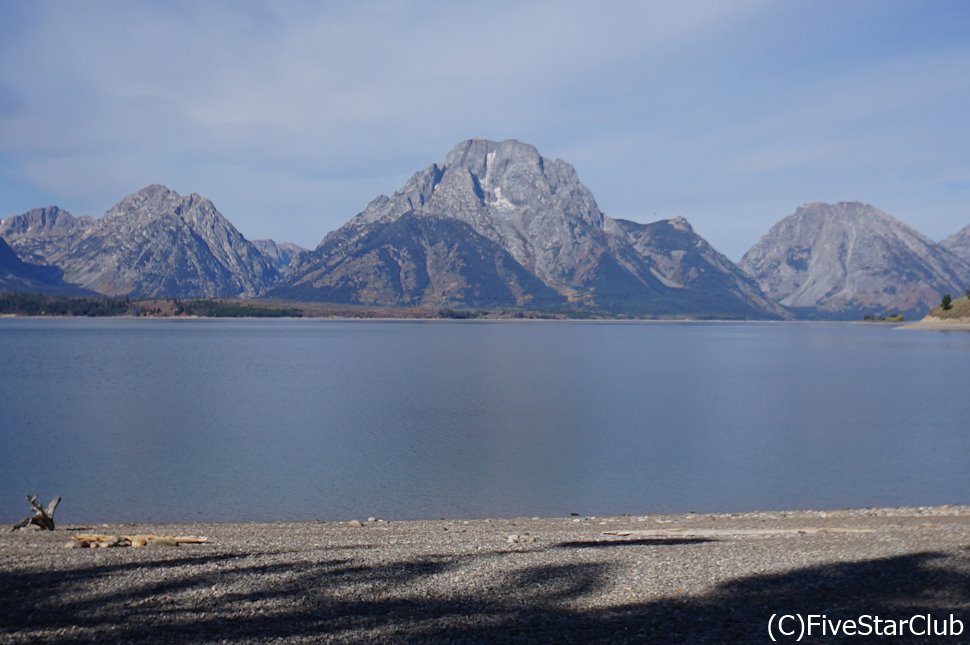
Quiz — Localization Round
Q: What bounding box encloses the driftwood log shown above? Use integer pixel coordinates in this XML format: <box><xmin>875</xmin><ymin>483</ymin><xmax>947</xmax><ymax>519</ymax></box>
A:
<box><xmin>11</xmin><ymin>495</ymin><xmax>61</xmax><ymax>531</ymax></box>
<box><xmin>70</xmin><ymin>534</ymin><xmax>209</xmax><ymax>549</ymax></box>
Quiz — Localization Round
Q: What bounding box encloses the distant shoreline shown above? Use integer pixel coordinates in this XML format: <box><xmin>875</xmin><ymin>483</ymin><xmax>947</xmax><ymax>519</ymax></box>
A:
<box><xmin>1</xmin><ymin>293</ymin><xmax>940</xmax><ymax>323</ymax></box>
<box><xmin>0</xmin><ymin>314</ymin><xmax>895</xmax><ymax>325</ymax></box>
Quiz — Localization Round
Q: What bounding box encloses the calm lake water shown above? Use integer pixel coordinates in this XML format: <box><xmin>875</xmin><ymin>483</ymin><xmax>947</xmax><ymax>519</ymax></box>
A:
<box><xmin>1</xmin><ymin>318</ymin><xmax>968</xmax><ymax>523</ymax></box>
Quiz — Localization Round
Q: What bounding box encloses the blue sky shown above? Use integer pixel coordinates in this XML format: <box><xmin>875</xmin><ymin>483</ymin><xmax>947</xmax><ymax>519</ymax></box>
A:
<box><xmin>1</xmin><ymin>0</ymin><xmax>968</xmax><ymax>259</ymax></box>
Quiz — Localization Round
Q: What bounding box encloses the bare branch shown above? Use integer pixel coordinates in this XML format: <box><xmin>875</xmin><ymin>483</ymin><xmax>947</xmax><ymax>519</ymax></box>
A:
<box><xmin>12</xmin><ymin>495</ymin><xmax>61</xmax><ymax>531</ymax></box>
<box><xmin>44</xmin><ymin>496</ymin><xmax>61</xmax><ymax>518</ymax></box>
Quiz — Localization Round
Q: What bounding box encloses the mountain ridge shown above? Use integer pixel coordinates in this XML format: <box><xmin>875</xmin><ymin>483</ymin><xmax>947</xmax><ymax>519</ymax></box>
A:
<box><xmin>0</xmin><ymin>206</ymin><xmax>95</xmax><ymax>265</ymax></box>
<box><xmin>278</xmin><ymin>139</ymin><xmax>784</xmax><ymax>318</ymax></box>
<box><xmin>740</xmin><ymin>201</ymin><xmax>970</xmax><ymax>319</ymax></box>
<box><xmin>2</xmin><ymin>185</ymin><xmax>283</xmax><ymax>298</ymax></box>
<box><xmin>4</xmin><ymin>141</ymin><xmax>968</xmax><ymax>319</ymax></box>
<box><xmin>0</xmin><ymin>236</ymin><xmax>97</xmax><ymax>296</ymax></box>
<box><xmin>941</xmin><ymin>223</ymin><xmax>970</xmax><ymax>265</ymax></box>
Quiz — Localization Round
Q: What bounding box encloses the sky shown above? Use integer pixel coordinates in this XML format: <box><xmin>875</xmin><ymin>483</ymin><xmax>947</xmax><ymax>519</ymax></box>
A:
<box><xmin>1</xmin><ymin>1</ymin><xmax>968</xmax><ymax>260</ymax></box>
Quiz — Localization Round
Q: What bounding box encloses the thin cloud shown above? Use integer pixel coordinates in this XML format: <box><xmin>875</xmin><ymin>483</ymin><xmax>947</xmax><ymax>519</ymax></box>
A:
<box><xmin>1</xmin><ymin>0</ymin><xmax>967</xmax><ymax>257</ymax></box>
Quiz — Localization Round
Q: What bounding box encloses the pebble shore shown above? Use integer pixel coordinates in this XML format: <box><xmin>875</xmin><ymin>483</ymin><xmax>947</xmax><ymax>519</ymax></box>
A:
<box><xmin>2</xmin><ymin>505</ymin><xmax>968</xmax><ymax>643</ymax></box>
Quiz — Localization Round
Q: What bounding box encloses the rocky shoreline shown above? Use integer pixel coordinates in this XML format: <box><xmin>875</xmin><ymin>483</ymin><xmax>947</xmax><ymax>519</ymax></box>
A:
<box><xmin>2</xmin><ymin>505</ymin><xmax>968</xmax><ymax>643</ymax></box>
<box><xmin>901</xmin><ymin>316</ymin><xmax>970</xmax><ymax>331</ymax></box>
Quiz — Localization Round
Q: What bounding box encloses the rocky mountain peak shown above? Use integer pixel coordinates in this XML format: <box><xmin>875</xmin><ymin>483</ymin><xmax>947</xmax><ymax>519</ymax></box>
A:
<box><xmin>99</xmin><ymin>186</ymin><xmax>241</xmax><ymax>246</ymax></box>
<box><xmin>1</xmin><ymin>205</ymin><xmax>78</xmax><ymax>235</ymax></box>
<box><xmin>794</xmin><ymin>201</ymin><xmax>894</xmax><ymax>227</ymax></box>
<box><xmin>435</xmin><ymin>138</ymin><xmax>601</xmax><ymax>226</ymax></box>
<box><xmin>740</xmin><ymin>202</ymin><xmax>970</xmax><ymax>318</ymax></box>
<box><xmin>139</xmin><ymin>183</ymin><xmax>179</xmax><ymax>199</ymax></box>
<box><xmin>442</xmin><ymin>138</ymin><xmax>536</xmax><ymax>170</ymax></box>
<box><xmin>9</xmin><ymin>185</ymin><xmax>279</xmax><ymax>298</ymax></box>
<box><xmin>319</xmin><ymin>138</ymin><xmax>608</xmax><ymax>292</ymax></box>
<box><xmin>0</xmin><ymin>206</ymin><xmax>94</xmax><ymax>265</ymax></box>
<box><xmin>2</xmin><ymin>205</ymin><xmax>89</xmax><ymax>233</ymax></box>
<box><xmin>347</xmin><ymin>139</ymin><xmax>602</xmax><ymax>231</ymax></box>
<box><xmin>104</xmin><ymin>184</ymin><xmax>181</xmax><ymax>220</ymax></box>
<box><xmin>941</xmin><ymin>223</ymin><xmax>970</xmax><ymax>264</ymax></box>
<box><xmin>803</xmin><ymin>200</ymin><xmax>872</xmax><ymax>213</ymax></box>
<box><xmin>668</xmin><ymin>216</ymin><xmax>693</xmax><ymax>232</ymax></box>
<box><xmin>280</xmin><ymin>139</ymin><xmax>784</xmax><ymax>318</ymax></box>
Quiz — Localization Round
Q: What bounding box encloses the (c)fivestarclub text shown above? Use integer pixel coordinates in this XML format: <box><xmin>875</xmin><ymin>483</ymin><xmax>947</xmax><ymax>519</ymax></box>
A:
<box><xmin>768</xmin><ymin>613</ymin><xmax>964</xmax><ymax>641</ymax></box>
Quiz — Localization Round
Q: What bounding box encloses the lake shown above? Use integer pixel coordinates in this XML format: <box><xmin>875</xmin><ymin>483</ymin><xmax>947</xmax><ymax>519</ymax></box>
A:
<box><xmin>1</xmin><ymin>318</ymin><xmax>968</xmax><ymax>523</ymax></box>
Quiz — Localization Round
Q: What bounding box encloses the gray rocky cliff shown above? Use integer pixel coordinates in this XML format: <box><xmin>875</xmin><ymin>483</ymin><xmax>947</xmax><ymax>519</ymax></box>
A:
<box><xmin>312</xmin><ymin>139</ymin><xmax>607</xmax><ymax>295</ymax></box>
<box><xmin>606</xmin><ymin>216</ymin><xmax>786</xmax><ymax>318</ymax></box>
<box><xmin>252</xmin><ymin>239</ymin><xmax>307</xmax><ymax>271</ymax></box>
<box><xmin>281</xmin><ymin>139</ymin><xmax>782</xmax><ymax>317</ymax></box>
<box><xmin>274</xmin><ymin>213</ymin><xmax>563</xmax><ymax>307</ymax></box>
<box><xmin>0</xmin><ymin>206</ymin><xmax>95</xmax><ymax>265</ymax></box>
<box><xmin>5</xmin><ymin>186</ymin><xmax>278</xmax><ymax>298</ymax></box>
<box><xmin>941</xmin><ymin>223</ymin><xmax>970</xmax><ymax>265</ymax></box>
<box><xmin>740</xmin><ymin>202</ymin><xmax>970</xmax><ymax>318</ymax></box>
<box><xmin>0</xmin><ymin>236</ymin><xmax>94</xmax><ymax>296</ymax></box>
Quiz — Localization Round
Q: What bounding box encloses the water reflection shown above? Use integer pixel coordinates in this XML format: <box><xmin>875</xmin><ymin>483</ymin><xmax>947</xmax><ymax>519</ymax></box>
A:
<box><xmin>1</xmin><ymin>319</ymin><xmax>967</xmax><ymax>522</ymax></box>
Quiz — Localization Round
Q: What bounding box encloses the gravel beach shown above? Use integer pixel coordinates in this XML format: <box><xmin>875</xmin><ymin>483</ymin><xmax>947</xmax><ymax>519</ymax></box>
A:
<box><xmin>2</xmin><ymin>506</ymin><xmax>968</xmax><ymax>643</ymax></box>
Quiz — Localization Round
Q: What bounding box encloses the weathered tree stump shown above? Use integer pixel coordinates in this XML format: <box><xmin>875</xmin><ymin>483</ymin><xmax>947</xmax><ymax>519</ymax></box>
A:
<box><xmin>11</xmin><ymin>495</ymin><xmax>61</xmax><ymax>531</ymax></box>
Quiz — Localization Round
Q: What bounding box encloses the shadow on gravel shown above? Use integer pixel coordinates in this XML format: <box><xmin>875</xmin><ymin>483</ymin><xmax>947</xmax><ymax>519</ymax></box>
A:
<box><xmin>1</xmin><ymin>548</ymin><xmax>968</xmax><ymax>643</ymax></box>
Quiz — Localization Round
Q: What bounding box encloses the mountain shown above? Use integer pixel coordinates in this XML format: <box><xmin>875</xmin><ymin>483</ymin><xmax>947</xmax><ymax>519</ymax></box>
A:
<box><xmin>739</xmin><ymin>202</ymin><xmax>970</xmax><ymax>319</ymax></box>
<box><xmin>3</xmin><ymin>186</ymin><xmax>278</xmax><ymax>298</ymax></box>
<box><xmin>277</xmin><ymin>139</ymin><xmax>782</xmax><ymax>318</ymax></box>
<box><xmin>941</xmin><ymin>224</ymin><xmax>970</xmax><ymax>265</ymax></box>
<box><xmin>0</xmin><ymin>236</ymin><xmax>94</xmax><ymax>296</ymax></box>
<box><xmin>252</xmin><ymin>239</ymin><xmax>307</xmax><ymax>271</ymax></box>
<box><xmin>605</xmin><ymin>216</ymin><xmax>784</xmax><ymax>318</ymax></box>
<box><xmin>0</xmin><ymin>206</ymin><xmax>95</xmax><ymax>265</ymax></box>
<box><xmin>274</xmin><ymin>212</ymin><xmax>563</xmax><ymax>307</ymax></box>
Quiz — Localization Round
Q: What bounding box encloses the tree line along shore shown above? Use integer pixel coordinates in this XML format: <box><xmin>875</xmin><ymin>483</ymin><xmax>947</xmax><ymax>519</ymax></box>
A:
<box><xmin>0</xmin><ymin>293</ymin><xmax>734</xmax><ymax>320</ymax></box>
<box><xmin>10</xmin><ymin>291</ymin><xmax>970</xmax><ymax>322</ymax></box>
